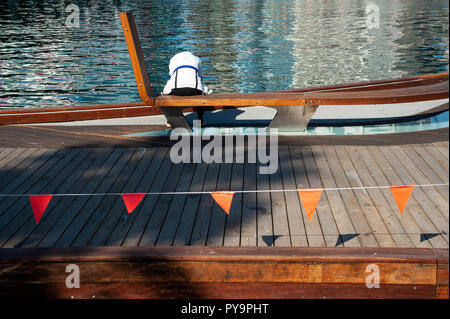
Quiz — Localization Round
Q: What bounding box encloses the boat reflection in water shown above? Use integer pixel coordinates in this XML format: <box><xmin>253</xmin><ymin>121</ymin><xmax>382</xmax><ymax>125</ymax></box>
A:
<box><xmin>124</xmin><ymin>111</ymin><xmax>449</xmax><ymax>137</ymax></box>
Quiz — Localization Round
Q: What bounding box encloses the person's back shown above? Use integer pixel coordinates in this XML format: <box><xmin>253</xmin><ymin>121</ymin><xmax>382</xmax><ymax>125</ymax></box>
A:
<box><xmin>163</xmin><ymin>51</ymin><xmax>212</xmax><ymax>96</ymax></box>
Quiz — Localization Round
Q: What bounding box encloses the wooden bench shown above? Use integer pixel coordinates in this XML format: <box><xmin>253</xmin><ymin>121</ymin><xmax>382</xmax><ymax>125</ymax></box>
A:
<box><xmin>0</xmin><ymin>246</ymin><xmax>447</xmax><ymax>298</ymax></box>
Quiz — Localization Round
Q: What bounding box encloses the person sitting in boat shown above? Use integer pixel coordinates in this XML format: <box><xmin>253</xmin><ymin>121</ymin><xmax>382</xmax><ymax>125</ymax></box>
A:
<box><xmin>163</xmin><ymin>51</ymin><xmax>212</xmax><ymax>96</ymax></box>
<box><xmin>163</xmin><ymin>52</ymin><xmax>212</xmax><ymax>124</ymax></box>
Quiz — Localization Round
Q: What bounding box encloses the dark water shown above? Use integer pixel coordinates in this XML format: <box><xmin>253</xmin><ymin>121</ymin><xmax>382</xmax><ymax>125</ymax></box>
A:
<box><xmin>0</xmin><ymin>0</ymin><xmax>448</xmax><ymax>108</ymax></box>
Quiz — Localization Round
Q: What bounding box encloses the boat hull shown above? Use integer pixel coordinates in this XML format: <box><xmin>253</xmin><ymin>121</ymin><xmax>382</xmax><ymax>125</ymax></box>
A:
<box><xmin>0</xmin><ymin>73</ymin><xmax>448</xmax><ymax>127</ymax></box>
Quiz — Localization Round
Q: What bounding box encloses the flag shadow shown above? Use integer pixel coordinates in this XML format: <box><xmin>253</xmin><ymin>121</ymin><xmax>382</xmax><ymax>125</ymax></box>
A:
<box><xmin>262</xmin><ymin>235</ymin><xmax>282</xmax><ymax>247</ymax></box>
<box><xmin>335</xmin><ymin>234</ymin><xmax>360</xmax><ymax>247</ymax></box>
<box><xmin>420</xmin><ymin>233</ymin><xmax>441</xmax><ymax>242</ymax></box>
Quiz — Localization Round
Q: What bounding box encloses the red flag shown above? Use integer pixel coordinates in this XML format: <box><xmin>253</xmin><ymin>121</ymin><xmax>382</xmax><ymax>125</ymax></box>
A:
<box><xmin>297</xmin><ymin>189</ymin><xmax>322</xmax><ymax>222</ymax></box>
<box><xmin>390</xmin><ymin>185</ymin><xmax>415</xmax><ymax>214</ymax></box>
<box><xmin>121</xmin><ymin>193</ymin><xmax>146</xmax><ymax>214</ymax></box>
<box><xmin>211</xmin><ymin>191</ymin><xmax>235</xmax><ymax>215</ymax></box>
<box><xmin>29</xmin><ymin>195</ymin><xmax>53</xmax><ymax>224</ymax></box>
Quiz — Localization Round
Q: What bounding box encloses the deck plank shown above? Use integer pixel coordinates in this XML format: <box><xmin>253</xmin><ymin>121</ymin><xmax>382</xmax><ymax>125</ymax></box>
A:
<box><xmin>289</xmin><ymin>146</ymin><xmax>325</xmax><ymax>247</ymax></box>
<box><xmin>55</xmin><ymin>148</ymin><xmax>132</xmax><ymax>247</ymax></box>
<box><xmin>329</xmin><ymin>146</ymin><xmax>396</xmax><ymax>247</ymax></box>
<box><xmin>319</xmin><ymin>145</ymin><xmax>381</xmax><ymax>247</ymax></box>
<box><xmin>105</xmin><ymin>147</ymin><xmax>162</xmax><ymax>246</ymax></box>
<box><xmin>172</xmin><ymin>163</ymin><xmax>208</xmax><ymax>246</ymax></box>
<box><xmin>189</xmin><ymin>163</ymin><xmax>220</xmax><ymax>246</ymax></box>
<box><xmin>3</xmin><ymin>149</ymin><xmax>89</xmax><ymax>248</ymax></box>
<box><xmin>256</xmin><ymin>162</ymin><xmax>273</xmax><ymax>247</ymax></box>
<box><xmin>206</xmin><ymin>163</ymin><xmax>233</xmax><ymax>246</ymax></box>
<box><xmin>48</xmin><ymin>148</ymin><xmax>125</xmax><ymax>247</ymax></box>
<box><xmin>412</xmin><ymin>145</ymin><xmax>449</xmax><ymax>183</ymax></box>
<box><xmin>269</xmin><ymin>155</ymin><xmax>291</xmax><ymax>247</ymax></box>
<box><xmin>367</xmin><ymin>146</ymin><xmax>448</xmax><ymax>248</ymax></box>
<box><xmin>400</xmin><ymin>145</ymin><xmax>449</xmax><ymax>202</ymax></box>
<box><xmin>344</xmin><ymin>146</ymin><xmax>415</xmax><ymax>248</ymax></box>
<box><xmin>279</xmin><ymin>147</ymin><xmax>308</xmax><ymax>247</ymax></box>
<box><xmin>0</xmin><ymin>148</ymin><xmax>77</xmax><ymax>247</ymax></box>
<box><xmin>432</xmin><ymin>142</ymin><xmax>449</xmax><ymax>161</ymax></box>
<box><xmin>380</xmin><ymin>146</ymin><xmax>449</xmax><ymax>243</ymax></box>
<box><xmin>122</xmin><ymin>148</ymin><xmax>173</xmax><ymax>247</ymax></box>
<box><xmin>36</xmin><ymin>149</ymin><xmax>117</xmax><ymax>247</ymax></box>
<box><xmin>19</xmin><ymin>149</ymin><xmax>96</xmax><ymax>248</ymax></box>
<box><xmin>155</xmin><ymin>163</ymin><xmax>197</xmax><ymax>246</ymax></box>
<box><xmin>0</xmin><ymin>148</ymin><xmax>44</xmax><ymax>199</ymax></box>
<box><xmin>353</xmin><ymin>146</ymin><xmax>432</xmax><ymax>248</ymax></box>
<box><xmin>223</xmin><ymin>163</ymin><xmax>244</xmax><ymax>247</ymax></box>
<box><xmin>86</xmin><ymin>148</ymin><xmax>149</xmax><ymax>247</ymax></box>
<box><xmin>0</xmin><ymin>148</ymin><xmax>55</xmax><ymax>202</ymax></box>
<box><xmin>0</xmin><ymin>148</ymin><xmax>10</xmax><ymax>162</ymax></box>
<box><xmin>139</xmin><ymin>162</ymin><xmax>185</xmax><ymax>246</ymax></box>
<box><xmin>310</xmin><ymin>145</ymin><xmax>363</xmax><ymax>247</ymax></box>
<box><xmin>423</xmin><ymin>144</ymin><xmax>449</xmax><ymax>172</ymax></box>
<box><xmin>302</xmin><ymin>145</ymin><xmax>343</xmax><ymax>247</ymax></box>
<box><xmin>0</xmin><ymin>148</ymin><xmax>47</xmax><ymax>192</ymax></box>
<box><xmin>65</xmin><ymin>148</ymin><xmax>136</xmax><ymax>247</ymax></box>
<box><xmin>0</xmin><ymin>148</ymin><xmax>34</xmax><ymax>180</ymax></box>
<box><xmin>0</xmin><ymin>149</ymin><xmax>54</xmax><ymax>228</ymax></box>
<box><xmin>240</xmin><ymin>162</ymin><xmax>257</xmax><ymax>247</ymax></box>
<box><xmin>393</xmin><ymin>146</ymin><xmax>449</xmax><ymax>222</ymax></box>
<box><xmin>0</xmin><ymin>149</ymin><xmax>66</xmax><ymax>236</ymax></box>
<box><xmin>0</xmin><ymin>148</ymin><xmax>39</xmax><ymax>167</ymax></box>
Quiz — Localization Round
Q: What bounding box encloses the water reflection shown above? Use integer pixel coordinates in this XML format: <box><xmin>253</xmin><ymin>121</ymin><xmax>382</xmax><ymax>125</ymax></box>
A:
<box><xmin>125</xmin><ymin>111</ymin><xmax>450</xmax><ymax>137</ymax></box>
<box><xmin>0</xmin><ymin>0</ymin><xmax>448</xmax><ymax>108</ymax></box>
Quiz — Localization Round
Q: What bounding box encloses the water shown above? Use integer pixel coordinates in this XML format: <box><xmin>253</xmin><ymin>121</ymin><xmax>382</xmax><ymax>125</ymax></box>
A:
<box><xmin>0</xmin><ymin>0</ymin><xmax>448</xmax><ymax>108</ymax></box>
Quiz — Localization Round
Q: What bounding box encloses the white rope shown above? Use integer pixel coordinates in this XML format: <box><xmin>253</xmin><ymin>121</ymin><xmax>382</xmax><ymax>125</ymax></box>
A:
<box><xmin>0</xmin><ymin>183</ymin><xmax>447</xmax><ymax>197</ymax></box>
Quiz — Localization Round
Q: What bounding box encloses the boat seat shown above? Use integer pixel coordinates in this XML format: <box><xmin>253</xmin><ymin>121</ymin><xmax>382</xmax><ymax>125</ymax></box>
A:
<box><xmin>156</xmin><ymin>93</ymin><xmax>319</xmax><ymax>131</ymax></box>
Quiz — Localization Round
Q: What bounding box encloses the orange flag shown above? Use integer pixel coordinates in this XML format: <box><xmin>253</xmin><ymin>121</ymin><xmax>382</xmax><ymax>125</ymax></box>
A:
<box><xmin>298</xmin><ymin>189</ymin><xmax>322</xmax><ymax>222</ymax></box>
<box><xmin>211</xmin><ymin>191</ymin><xmax>235</xmax><ymax>215</ymax></box>
<box><xmin>390</xmin><ymin>185</ymin><xmax>415</xmax><ymax>214</ymax></box>
<box><xmin>29</xmin><ymin>195</ymin><xmax>53</xmax><ymax>224</ymax></box>
<box><xmin>121</xmin><ymin>193</ymin><xmax>146</xmax><ymax>214</ymax></box>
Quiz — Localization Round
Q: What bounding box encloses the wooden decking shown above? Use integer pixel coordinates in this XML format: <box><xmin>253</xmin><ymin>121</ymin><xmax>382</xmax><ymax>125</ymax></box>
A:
<box><xmin>0</xmin><ymin>126</ymin><xmax>447</xmax><ymax>250</ymax></box>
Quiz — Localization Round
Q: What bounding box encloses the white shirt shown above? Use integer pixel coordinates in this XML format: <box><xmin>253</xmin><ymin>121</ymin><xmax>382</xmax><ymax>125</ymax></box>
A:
<box><xmin>162</xmin><ymin>52</ymin><xmax>213</xmax><ymax>95</ymax></box>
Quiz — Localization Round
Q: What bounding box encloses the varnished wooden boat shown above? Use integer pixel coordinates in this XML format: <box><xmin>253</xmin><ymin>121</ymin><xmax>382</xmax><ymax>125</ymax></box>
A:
<box><xmin>0</xmin><ymin>11</ymin><xmax>448</xmax><ymax>131</ymax></box>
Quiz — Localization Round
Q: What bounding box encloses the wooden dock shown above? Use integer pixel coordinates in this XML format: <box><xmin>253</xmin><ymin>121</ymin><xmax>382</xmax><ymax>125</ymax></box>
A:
<box><xmin>0</xmin><ymin>124</ymin><xmax>448</xmax><ymax>298</ymax></box>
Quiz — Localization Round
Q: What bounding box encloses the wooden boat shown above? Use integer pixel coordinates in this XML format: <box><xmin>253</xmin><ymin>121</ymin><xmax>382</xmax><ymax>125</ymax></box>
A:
<box><xmin>0</xmin><ymin>11</ymin><xmax>448</xmax><ymax>131</ymax></box>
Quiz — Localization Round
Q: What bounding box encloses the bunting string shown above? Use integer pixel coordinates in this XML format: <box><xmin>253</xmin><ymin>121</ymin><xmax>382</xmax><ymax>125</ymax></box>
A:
<box><xmin>0</xmin><ymin>183</ymin><xmax>447</xmax><ymax>197</ymax></box>
<box><xmin>0</xmin><ymin>183</ymin><xmax>447</xmax><ymax>223</ymax></box>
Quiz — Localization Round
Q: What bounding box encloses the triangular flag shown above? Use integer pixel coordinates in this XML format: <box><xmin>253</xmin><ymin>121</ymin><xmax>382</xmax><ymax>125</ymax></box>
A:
<box><xmin>210</xmin><ymin>191</ymin><xmax>235</xmax><ymax>215</ymax></box>
<box><xmin>390</xmin><ymin>185</ymin><xmax>415</xmax><ymax>214</ymax></box>
<box><xmin>29</xmin><ymin>195</ymin><xmax>53</xmax><ymax>224</ymax></box>
<box><xmin>121</xmin><ymin>193</ymin><xmax>146</xmax><ymax>214</ymax></box>
<box><xmin>297</xmin><ymin>189</ymin><xmax>322</xmax><ymax>222</ymax></box>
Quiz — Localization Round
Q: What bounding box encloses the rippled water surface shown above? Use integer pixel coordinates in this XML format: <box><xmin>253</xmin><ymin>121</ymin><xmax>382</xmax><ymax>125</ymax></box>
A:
<box><xmin>0</xmin><ymin>0</ymin><xmax>448</xmax><ymax>108</ymax></box>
